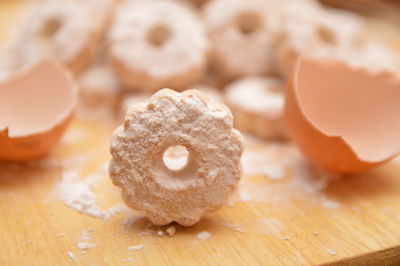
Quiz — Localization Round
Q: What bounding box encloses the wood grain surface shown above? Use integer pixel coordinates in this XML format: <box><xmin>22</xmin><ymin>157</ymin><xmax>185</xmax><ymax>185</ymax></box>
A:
<box><xmin>1</xmin><ymin>1</ymin><xmax>400</xmax><ymax>265</ymax></box>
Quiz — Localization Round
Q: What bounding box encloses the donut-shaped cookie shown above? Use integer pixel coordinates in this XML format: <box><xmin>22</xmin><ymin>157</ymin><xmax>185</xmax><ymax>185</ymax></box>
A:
<box><xmin>109</xmin><ymin>89</ymin><xmax>244</xmax><ymax>226</ymax></box>
<box><xmin>225</xmin><ymin>77</ymin><xmax>287</xmax><ymax>140</ymax></box>
<box><xmin>15</xmin><ymin>0</ymin><xmax>106</xmax><ymax>74</ymax></box>
<box><xmin>274</xmin><ymin>7</ymin><xmax>366</xmax><ymax>76</ymax></box>
<box><xmin>203</xmin><ymin>0</ymin><xmax>277</xmax><ymax>81</ymax></box>
<box><xmin>108</xmin><ymin>1</ymin><xmax>210</xmax><ymax>92</ymax></box>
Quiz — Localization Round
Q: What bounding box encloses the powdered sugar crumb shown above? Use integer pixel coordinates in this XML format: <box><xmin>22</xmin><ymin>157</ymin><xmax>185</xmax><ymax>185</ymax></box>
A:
<box><xmin>128</xmin><ymin>244</ymin><xmax>144</xmax><ymax>251</ymax></box>
<box><xmin>219</xmin><ymin>222</ymin><xmax>244</xmax><ymax>233</ymax></box>
<box><xmin>67</xmin><ymin>251</ymin><xmax>77</xmax><ymax>261</ymax></box>
<box><xmin>324</xmin><ymin>247</ymin><xmax>337</xmax><ymax>256</ymax></box>
<box><xmin>77</xmin><ymin>242</ymin><xmax>96</xmax><ymax>250</ymax></box>
<box><xmin>197</xmin><ymin>231</ymin><xmax>211</xmax><ymax>240</ymax></box>
<box><xmin>321</xmin><ymin>198</ymin><xmax>340</xmax><ymax>209</ymax></box>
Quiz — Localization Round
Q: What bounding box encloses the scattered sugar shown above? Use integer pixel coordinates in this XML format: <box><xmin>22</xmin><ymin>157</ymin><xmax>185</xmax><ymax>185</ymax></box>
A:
<box><xmin>139</xmin><ymin>231</ymin><xmax>153</xmax><ymax>237</ymax></box>
<box><xmin>324</xmin><ymin>248</ymin><xmax>337</xmax><ymax>256</ymax></box>
<box><xmin>122</xmin><ymin>216</ymin><xmax>141</xmax><ymax>227</ymax></box>
<box><xmin>396</xmin><ymin>214</ymin><xmax>400</xmax><ymax>220</ymax></box>
<box><xmin>241</xmin><ymin>149</ymin><xmax>286</xmax><ymax>180</ymax></box>
<box><xmin>58</xmin><ymin>233</ymin><xmax>66</xmax><ymax>237</ymax></box>
<box><xmin>128</xmin><ymin>244</ymin><xmax>144</xmax><ymax>251</ymax></box>
<box><xmin>157</xmin><ymin>230</ymin><xmax>165</xmax><ymax>237</ymax></box>
<box><xmin>314</xmin><ymin>231</ymin><xmax>320</xmax><ymax>236</ymax></box>
<box><xmin>197</xmin><ymin>231</ymin><xmax>211</xmax><ymax>240</ymax></box>
<box><xmin>280</xmin><ymin>236</ymin><xmax>290</xmax><ymax>240</ymax></box>
<box><xmin>123</xmin><ymin>257</ymin><xmax>133</xmax><ymax>262</ymax></box>
<box><xmin>76</xmin><ymin>229</ymin><xmax>97</xmax><ymax>250</ymax></box>
<box><xmin>238</xmin><ymin>190</ymin><xmax>252</xmax><ymax>202</ymax></box>
<box><xmin>321</xmin><ymin>198</ymin><xmax>341</xmax><ymax>209</ymax></box>
<box><xmin>77</xmin><ymin>242</ymin><xmax>96</xmax><ymax>250</ymax></box>
<box><xmin>67</xmin><ymin>251</ymin><xmax>77</xmax><ymax>261</ymax></box>
<box><xmin>56</xmin><ymin>164</ymin><xmax>129</xmax><ymax>220</ymax></box>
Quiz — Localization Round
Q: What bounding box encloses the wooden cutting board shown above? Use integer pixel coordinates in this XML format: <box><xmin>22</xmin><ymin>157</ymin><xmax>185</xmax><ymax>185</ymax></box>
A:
<box><xmin>1</xmin><ymin>1</ymin><xmax>400</xmax><ymax>265</ymax></box>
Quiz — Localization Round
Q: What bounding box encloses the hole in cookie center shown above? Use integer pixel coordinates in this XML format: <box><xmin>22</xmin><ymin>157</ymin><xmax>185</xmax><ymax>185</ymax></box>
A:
<box><xmin>146</xmin><ymin>24</ymin><xmax>172</xmax><ymax>47</ymax></box>
<box><xmin>162</xmin><ymin>145</ymin><xmax>189</xmax><ymax>171</ymax></box>
<box><xmin>237</xmin><ymin>12</ymin><xmax>262</xmax><ymax>35</ymax></box>
<box><xmin>39</xmin><ymin>17</ymin><xmax>63</xmax><ymax>39</ymax></box>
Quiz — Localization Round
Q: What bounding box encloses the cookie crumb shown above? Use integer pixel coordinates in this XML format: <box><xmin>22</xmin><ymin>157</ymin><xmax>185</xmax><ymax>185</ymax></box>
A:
<box><xmin>77</xmin><ymin>242</ymin><xmax>96</xmax><ymax>250</ymax></box>
<box><xmin>197</xmin><ymin>231</ymin><xmax>211</xmax><ymax>240</ymax></box>
<box><xmin>128</xmin><ymin>244</ymin><xmax>144</xmax><ymax>251</ymax></box>
<box><xmin>166</xmin><ymin>225</ymin><xmax>176</xmax><ymax>236</ymax></box>
<box><xmin>67</xmin><ymin>251</ymin><xmax>77</xmax><ymax>261</ymax></box>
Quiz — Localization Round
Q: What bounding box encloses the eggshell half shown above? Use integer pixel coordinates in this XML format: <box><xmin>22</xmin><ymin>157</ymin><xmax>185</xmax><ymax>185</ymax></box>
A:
<box><xmin>285</xmin><ymin>58</ymin><xmax>400</xmax><ymax>174</ymax></box>
<box><xmin>0</xmin><ymin>60</ymin><xmax>77</xmax><ymax>161</ymax></box>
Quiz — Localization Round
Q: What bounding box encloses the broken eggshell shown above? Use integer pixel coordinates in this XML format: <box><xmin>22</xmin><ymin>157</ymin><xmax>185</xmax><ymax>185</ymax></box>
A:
<box><xmin>0</xmin><ymin>60</ymin><xmax>77</xmax><ymax>161</ymax></box>
<box><xmin>284</xmin><ymin>58</ymin><xmax>400</xmax><ymax>174</ymax></box>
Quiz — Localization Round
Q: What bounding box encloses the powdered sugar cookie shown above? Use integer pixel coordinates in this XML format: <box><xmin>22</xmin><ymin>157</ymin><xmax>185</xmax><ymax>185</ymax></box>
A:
<box><xmin>78</xmin><ymin>63</ymin><xmax>121</xmax><ymax>110</ymax></box>
<box><xmin>108</xmin><ymin>0</ymin><xmax>209</xmax><ymax>92</ymax></box>
<box><xmin>203</xmin><ymin>0</ymin><xmax>277</xmax><ymax>81</ymax></box>
<box><xmin>15</xmin><ymin>0</ymin><xmax>106</xmax><ymax>74</ymax></box>
<box><xmin>274</xmin><ymin>6</ymin><xmax>366</xmax><ymax>76</ymax></box>
<box><xmin>225</xmin><ymin>77</ymin><xmax>287</xmax><ymax>140</ymax></box>
<box><xmin>109</xmin><ymin>89</ymin><xmax>244</xmax><ymax>226</ymax></box>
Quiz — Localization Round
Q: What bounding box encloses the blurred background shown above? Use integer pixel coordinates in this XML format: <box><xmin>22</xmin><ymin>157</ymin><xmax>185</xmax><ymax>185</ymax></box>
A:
<box><xmin>1</xmin><ymin>0</ymin><xmax>400</xmax><ymax>133</ymax></box>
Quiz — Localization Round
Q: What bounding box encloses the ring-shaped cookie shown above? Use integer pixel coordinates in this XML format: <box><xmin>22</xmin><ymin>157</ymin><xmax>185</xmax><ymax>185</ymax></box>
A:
<box><xmin>109</xmin><ymin>89</ymin><xmax>244</xmax><ymax>226</ymax></box>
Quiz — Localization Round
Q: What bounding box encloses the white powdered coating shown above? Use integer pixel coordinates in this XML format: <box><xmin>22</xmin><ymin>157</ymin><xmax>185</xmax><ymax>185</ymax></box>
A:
<box><xmin>226</xmin><ymin>77</ymin><xmax>284</xmax><ymax>116</ymax></box>
<box><xmin>109</xmin><ymin>89</ymin><xmax>244</xmax><ymax>226</ymax></box>
<box><xmin>196</xmin><ymin>231</ymin><xmax>211</xmax><ymax>240</ymax></box>
<box><xmin>67</xmin><ymin>251</ymin><xmax>77</xmax><ymax>261</ymax></box>
<box><xmin>227</xmin><ymin>138</ymin><xmax>343</xmax><ymax>210</ymax></box>
<box><xmin>77</xmin><ymin>242</ymin><xmax>96</xmax><ymax>250</ymax></box>
<box><xmin>128</xmin><ymin>244</ymin><xmax>144</xmax><ymax>251</ymax></box>
<box><xmin>203</xmin><ymin>0</ymin><xmax>278</xmax><ymax>79</ymax></box>
<box><xmin>56</xmin><ymin>164</ymin><xmax>129</xmax><ymax>220</ymax></box>
<box><xmin>76</xmin><ymin>228</ymin><xmax>96</xmax><ymax>250</ymax></box>
<box><xmin>79</xmin><ymin>63</ymin><xmax>121</xmax><ymax>108</ymax></box>
<box><xmin>16</xmin><ymin>1</ymin><xmax>96</xmax><ymax>65</ymax></box>
<box><xmin>242</xmin><ymin>147</ymin><xmax>286</xmax><ymax>179</ymax></box>
<box><xmin>324</xmin><ymin>247</ymin><xmax>337</xmax><ymax>256</ymax></box>
<box><xmin>109</xmin><ymin>0</ymin><xmax>209</xmax><ymax>78</ymax></box>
